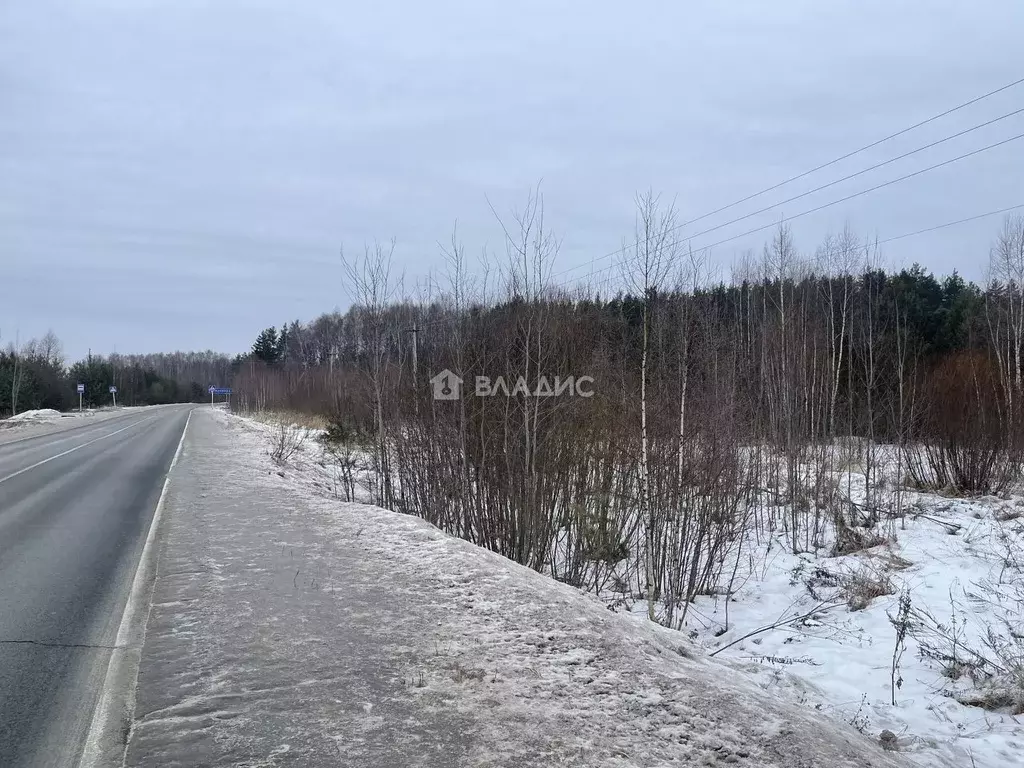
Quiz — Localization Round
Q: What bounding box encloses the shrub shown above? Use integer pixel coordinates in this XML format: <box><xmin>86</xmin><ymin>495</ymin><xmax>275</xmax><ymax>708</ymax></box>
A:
<box><xmin>842</xmin><ymin>566</ymin><xmax>895</xmax><ymax>612</ymax></box>
<box><xmin>904</xmin><ymin>352</ymin><xmax>1022</xmax><ymax>496</ymax></box>
<box><xmin>270</xmin><ymin>420</ymin><xmax>307</xmax><ymax>465</ymax></box>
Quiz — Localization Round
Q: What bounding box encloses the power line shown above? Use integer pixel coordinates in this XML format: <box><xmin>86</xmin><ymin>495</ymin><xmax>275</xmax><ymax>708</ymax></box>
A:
<box><xmin>551</xmin><ymin>106</ymin><xmax>1024</xmax><ymax>281</ymax></box>
<box><xmin>690</xmin><ymin>132</ymin><xmax>1024</xmax><ymax>254</ymax></box>
<box><xmin>414</xmin><ymin>204</ymin><xmax>1024</xmax><ymax>314</ymax></box>
<box><xmin>670</xmin><ymin>75</ymin><xmax>1024</xmax><ymax>229</ymax></box>
<box><xmin>557</xmin><ymin>131</ymin><xmax>1024</xmax><ymax>289</ymax></box>
<box><xmin>872</xmin><ymin>203</ymin><xmax>1024</xmax><ymax>248</ymax></box>
<box><xmin>548</xmin><ymin>75</ymin><xmax>1024</xmax><ymax>281</ymax></box>
<box><xmin>561</xmin><ymin>203</ymin><xmax>1024</xmax><ymax>297</ymax></box>
<box><xmin>379</xmin><ymin>78</ymin><xmax>1024</xmax><ymax>321</ymax></box>
<box><xmin>385</xmin><ymin>203</ymin><xmax>1024</xmax><ymax>321</ymax></box>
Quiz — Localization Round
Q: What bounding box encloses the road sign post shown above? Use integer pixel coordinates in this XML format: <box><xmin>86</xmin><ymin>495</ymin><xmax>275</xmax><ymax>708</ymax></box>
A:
<box><xmin>77</xmin><ymin>383</ymin><xmax>84</xmax><ymax>412</ymax></box>
<box><xmin>209</xmin><ymin>386</ymin><xmax>232</xmax><ymax>406</ymax></box>
<box><xmin>109</xmin><ymin>385</ymin><xmax>118</xmax><ymax>409</ymax></box>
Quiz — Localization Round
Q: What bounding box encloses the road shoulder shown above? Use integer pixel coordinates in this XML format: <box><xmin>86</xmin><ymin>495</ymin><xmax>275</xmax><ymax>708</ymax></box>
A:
<box><xmin>126</xmin><ymin>408</ymin><xmax>474</xmax><ymax>767</ymax></box>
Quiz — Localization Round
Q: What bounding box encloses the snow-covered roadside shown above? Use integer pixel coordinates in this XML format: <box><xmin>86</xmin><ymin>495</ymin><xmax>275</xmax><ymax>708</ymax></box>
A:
<box><xmin>219</xmin><ymin>409</ymin><xmax>921</xmax><ymax>767</ymax></box>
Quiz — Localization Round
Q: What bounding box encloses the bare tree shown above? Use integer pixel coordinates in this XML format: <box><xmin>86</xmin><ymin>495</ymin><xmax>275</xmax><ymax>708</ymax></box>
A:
<box><xmin>39</xmin><ymin>330</ymin><xmax>65</xmax><ymax>369</ymax></box>
<box><xmin>621</xmin><ymin>190</ymin><xmax>678</xmax><ymax>620</ymax></box>
<box><xmin>341</xmin><ymin>240</ymin><xmax>402</xmax><ymax>507</ymax></box>
<box><xmin>987</xmin><ymin>214</ymin><xmax>1024</xmax><ymax>431</ymax></box>
<box><xmin>818</xmin><ymin>224</ymin><xmax>858</xmax><ymax>436</ymax></box>
<box><xmin>491</xmin><ymin>186</ymin><xmax>562</xmax><ymax>569</ymax></box>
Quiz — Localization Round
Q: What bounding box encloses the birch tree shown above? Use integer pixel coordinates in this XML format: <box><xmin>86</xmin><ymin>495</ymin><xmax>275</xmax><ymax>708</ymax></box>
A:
<box><xmin>987</xmin><ymin>214</ymin><xmax>1024</xmax><ymax>433</ymax></box>
<box><xmin>341</xmin><ymin>240</ymin><xmax>401</xmax><ymax>507</ymax></box>
<box><xmin>621</xmin><ymin>190</ymin><xmax>677</xmax><ymax>620</ymax></box>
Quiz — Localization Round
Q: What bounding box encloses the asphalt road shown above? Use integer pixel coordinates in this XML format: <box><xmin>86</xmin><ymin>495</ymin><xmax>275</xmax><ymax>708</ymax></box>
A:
<box><xmin>0</xmin><ymin>405</ymin><xmax>193</xmax><ymax>768</ymax></box>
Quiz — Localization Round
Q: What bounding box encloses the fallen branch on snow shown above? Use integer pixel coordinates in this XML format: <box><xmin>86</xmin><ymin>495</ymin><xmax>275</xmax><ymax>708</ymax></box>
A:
<box><xmin>709</xmin><ymin>601</ymin><xmax>843</xmax><ymax>657</ymax></box>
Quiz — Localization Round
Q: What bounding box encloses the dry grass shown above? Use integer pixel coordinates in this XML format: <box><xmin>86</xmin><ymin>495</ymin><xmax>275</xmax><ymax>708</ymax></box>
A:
<box><xmin>831</xmin><ymin>524</ymin><xmax>888</xmax><ymax>557</ymax></box>
<box><xmin>995</xmin><ymin>506</ymin><xmax>1024</xmax><ymax>522</ymax></box>
<box><xmin>863</xmin><ymin>548</ymin><xmax>913</xmax><ymax>573</ymax></box>
<box><xmin>248</xmin><ymin>409</ymin><xmax>329</xmax><ymax>431</ymax></box>
<box><xmin>842</xmin><ymin>565</ymin><xmax>895</xmax><ymax>612</ymax></box>
<box><xmin>955</xmin><ymin>685</ymin><xmax>1024</xmax><ymax>715</ymax></box>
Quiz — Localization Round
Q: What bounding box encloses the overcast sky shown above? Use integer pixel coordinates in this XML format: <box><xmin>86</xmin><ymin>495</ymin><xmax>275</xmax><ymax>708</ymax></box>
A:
<box><xmin>2</xmin><ymin>0</ymin><xmax>1023</xmax><ymax>360</ymax></box>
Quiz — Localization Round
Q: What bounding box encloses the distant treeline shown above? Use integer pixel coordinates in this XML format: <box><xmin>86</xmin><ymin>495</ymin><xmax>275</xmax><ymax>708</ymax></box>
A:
<box><xmin>235</xmin><ymin>219</ymin><xmax>1019</xmax><ymax>445</ymax></box>
<box><xmin>0</xmin><ymin>337</ymin><xmax>234</xmax><ymax>416</ymax></box>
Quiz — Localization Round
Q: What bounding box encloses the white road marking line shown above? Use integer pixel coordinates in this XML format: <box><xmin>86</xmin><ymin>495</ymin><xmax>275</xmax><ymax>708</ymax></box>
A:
<box><xmin>0</xmin><ymin>416</ymin><xmax>158</xmax><ymax>486</ymax></box>
<box><xmin>79</xmin><ymin>407</ymin><xmax>193</xmax><ymax>768</ymax></box>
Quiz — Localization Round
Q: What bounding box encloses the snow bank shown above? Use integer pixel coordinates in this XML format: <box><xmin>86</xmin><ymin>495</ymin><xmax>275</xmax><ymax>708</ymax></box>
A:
<box><xmin>219</xmin><ymin>409</ymin><xmax>919</xmax><ymax>767</ymax></box>
<box><xmin>6</xmin><ymin>408</ymin><xmax>63</xmax><ymax>422</ymax></box>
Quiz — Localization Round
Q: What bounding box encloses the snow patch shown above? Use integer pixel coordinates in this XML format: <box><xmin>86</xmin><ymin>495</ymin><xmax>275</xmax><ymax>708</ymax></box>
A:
<box><xmin>5</xmin><ymin>408</ymin><xmax>63</xmax><ymax>422</ymax></box>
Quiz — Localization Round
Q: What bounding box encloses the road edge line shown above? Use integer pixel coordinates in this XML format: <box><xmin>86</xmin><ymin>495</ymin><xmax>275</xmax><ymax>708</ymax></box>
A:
<box><xmin>78</xmin><ymin>407</ymin><xmax>194</xmax><ymax>768</ymax></box>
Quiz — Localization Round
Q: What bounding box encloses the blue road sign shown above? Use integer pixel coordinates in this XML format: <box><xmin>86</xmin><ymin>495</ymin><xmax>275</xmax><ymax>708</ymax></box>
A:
<box><xmin>76</xmin><ymin>383</ymin><xmax>85</xmax><ymax>394</ymax></box>
<box><xmin>109</xmin><ymin>385</ymin><xmax>117</xmax><ymax>394</ymax></box>
<box><xmin>211</xmin><ymin>388</ymin><xmax>232</xmax><ymax>396</ymax></box>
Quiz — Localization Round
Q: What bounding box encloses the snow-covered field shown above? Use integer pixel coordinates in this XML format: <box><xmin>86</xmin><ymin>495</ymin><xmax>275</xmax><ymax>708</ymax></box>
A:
<box><xmin>677</xmin><ymin>493</ymin><xmax>1024</xmax><ymax>768</ymax></box>
<box><xmin>222</xmin><ymin>408</ymin><xmax>982</xmax><ymax>766</ymax></box>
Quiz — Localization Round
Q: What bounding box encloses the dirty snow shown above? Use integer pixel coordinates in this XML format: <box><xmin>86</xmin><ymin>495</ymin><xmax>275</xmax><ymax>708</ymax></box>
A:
<box><xmin>195</xmin><ymin>408</ymin><xmax>925</xmax><ymax>767</ymax></box>
<box><xmin>128</xmin><ymin>408</ymin><xmax>474</xmax><ymax>767</ymax></box>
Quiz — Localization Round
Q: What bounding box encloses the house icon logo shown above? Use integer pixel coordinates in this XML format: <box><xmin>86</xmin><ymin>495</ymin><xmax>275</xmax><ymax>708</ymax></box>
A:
<box><xmin>429</xmin><ymin>369</ymin><xmax>463</xmax><ymax>400</ymax></box>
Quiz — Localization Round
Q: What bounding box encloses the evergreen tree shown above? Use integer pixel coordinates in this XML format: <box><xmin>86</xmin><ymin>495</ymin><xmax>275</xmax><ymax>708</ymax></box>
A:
<box><xmin>251</xmin><ymin>327</ymin><xmax>280</xmax><ymax>364</ymax></box>
<box><xmin>276</xmin><ymin>323</ymin><xmax>290</xmax><ymax>364</ymax></box>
